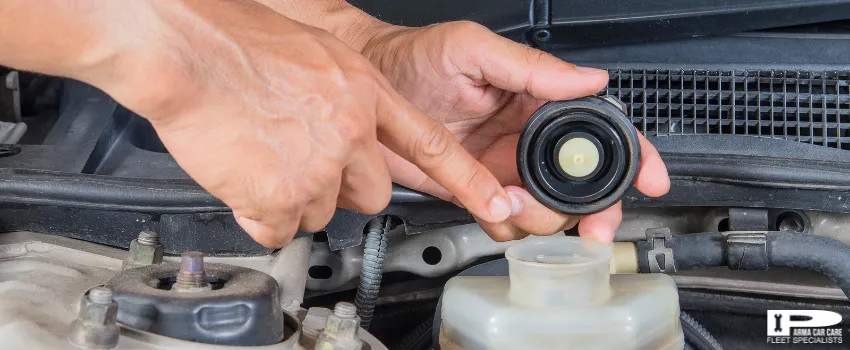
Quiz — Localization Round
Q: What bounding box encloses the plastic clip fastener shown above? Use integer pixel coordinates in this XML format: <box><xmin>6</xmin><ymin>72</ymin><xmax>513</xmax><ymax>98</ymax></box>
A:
<box><xmin>646</xmin><ymin>228</ymin><xmax>676</xmax><ymax>273</ymax></box>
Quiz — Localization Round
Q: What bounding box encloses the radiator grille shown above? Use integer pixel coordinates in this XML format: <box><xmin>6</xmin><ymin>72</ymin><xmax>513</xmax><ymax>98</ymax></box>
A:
<box><xmin>606</xmin><ymin>70</ymin><xmax>850</xmax><ymax>150</ymax></box>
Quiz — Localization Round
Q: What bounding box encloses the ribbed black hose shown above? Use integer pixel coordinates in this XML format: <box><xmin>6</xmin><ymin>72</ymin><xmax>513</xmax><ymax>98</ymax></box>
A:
<box><xmin>355</xmin><ymin>217</ymin><xmax>390</xmax><ymax>330</ymax></box>
<box><xmin>680</xmin><ymin>312</ymin><xmax>723</xmax><ymax>350</ymax></box>
<box><xmin>395</xmin><ymin>318</ymin><xmax>432</xmax><ymax>350</ymax></box>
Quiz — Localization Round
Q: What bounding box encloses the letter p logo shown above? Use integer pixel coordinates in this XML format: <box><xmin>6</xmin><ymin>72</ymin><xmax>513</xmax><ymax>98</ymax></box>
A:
<box><xmin>767</xmin><ymin>310</ymin><xmax>842</xmax><ymax>336</ymax></box>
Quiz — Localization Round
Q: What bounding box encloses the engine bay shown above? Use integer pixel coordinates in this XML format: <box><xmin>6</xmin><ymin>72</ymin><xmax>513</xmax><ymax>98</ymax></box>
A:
<box><xmin>2</xmin><ymin>1</ymin><xmax>850</xmax><ymax>349</ymax></box>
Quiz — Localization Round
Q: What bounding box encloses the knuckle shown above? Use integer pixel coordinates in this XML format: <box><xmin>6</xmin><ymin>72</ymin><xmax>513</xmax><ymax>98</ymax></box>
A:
<box><xmin>524</xmin><ymin>47</ymin><xmax>548</xmax><ymax>67</ymax></box>
<box><xmin>347</xmin><ymin>60</ymin><xmax>380</xmax><ymax>84</ymax></box>
<box><xmin>299</xmin><ymin>220</ymin><xmax>326</xmax><ymax>234</ymax></box>
<box><xmin>266</xmin><ymin>192</ymin><xmax>297</xmax><ymax>214</ymax></box>
<box><xmin>461</xmin><ymin>167</ymin><xmax>484</xmax><ymax>192</ymax></box>
<box><xmin>413</xmin><ymin>123</ymin><xmax>453</xmax><ymax>167</ymax></box>
<box><xmin>490</xmin><ymin>229</ymin><xmax>514</xmax><ymax>242</ymax></box>
<box><xmin>247</xmin><ymin>221</ymin><xmax>295</xmax><ymax>249</ymax></box>
<box><xmin>256</xmin><ymin>236</ymin><xmax>286</xmax><ymax>249</ymax></box>
<box><xmin>300</xmin><ymin>207</ymin><xmax>336</xmax><ymax>233</ymax></box>
<box><xmin>448</xmin><ymin>20</ymin><xmax>488</xmax><ymax>34</ymax></box>
<box><xmin>355</xmin><ymin>187</ymin><xmax>391</xmax><ymax>215</ymax></box>
<box><xmin>562</xmin><ymin>216</ymin><xmax>580</xmax><ymax>231</ymax></box>
<box><xmin>333</xmin><ymin>115</ymin><xmax>371</xmax><ymax>143</ymax></box>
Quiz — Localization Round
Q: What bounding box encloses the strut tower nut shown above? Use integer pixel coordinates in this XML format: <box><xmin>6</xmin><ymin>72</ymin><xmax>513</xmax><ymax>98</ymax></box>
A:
<box><xmin>123</xmin><ymin>230</ymin><xmax>164</xmax><ymax>269</ymax></box>
<box><xmin>172</xmin><ymin>251</ymin><xmax>212</xmax><ymax>292</ymax></box>
<box><xmin>68</xmin><ymin>287</ymin><xmax>120</xmax><ymax>349</ymax></box>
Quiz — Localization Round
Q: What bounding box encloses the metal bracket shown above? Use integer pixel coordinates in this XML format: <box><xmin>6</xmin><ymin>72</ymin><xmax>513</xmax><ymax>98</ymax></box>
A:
<box><xmin>646</xmin><ymin>228</ymin><xmax>676</xmax><ymax>273</ymax></box>
<box><xmin>4</xmin><ymin>71</ymin><xmax>21</xmax><ymax>122</ymax></box>
<box><xmin>725</xmin><ymin>231</ymin><xmax>769</xmax><ymax>270</ymax></box>
<box><xmin>728</xmin><ymin>207</ymin><xmax>769</xmax><ymax>231</ymax></box>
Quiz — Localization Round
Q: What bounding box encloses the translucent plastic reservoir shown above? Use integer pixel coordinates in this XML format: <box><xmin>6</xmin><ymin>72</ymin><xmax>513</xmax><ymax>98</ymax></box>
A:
<box><xmin>439</xmin><ymin>237</ymin><xmax>684</xmax><ymax>350</ymax></box>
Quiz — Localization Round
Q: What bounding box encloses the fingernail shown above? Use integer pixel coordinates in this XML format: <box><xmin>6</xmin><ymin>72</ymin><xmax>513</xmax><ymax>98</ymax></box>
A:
<box><xmin>507</xmin><ymin>192</ymin><xmax>522</xmax><ymax>216</ymax></box>
<box><xmin>576</xmin><ymin>66</ymin><xmax>606</xmax><ymax>74</ymax></box>
<box><xmin>488</xmin><ymin>195</ymin><xmax>512</xmax><ymax>221</ymax></box>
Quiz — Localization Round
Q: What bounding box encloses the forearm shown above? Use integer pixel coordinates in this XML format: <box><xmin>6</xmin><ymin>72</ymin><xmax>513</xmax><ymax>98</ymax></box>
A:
<box><xmin>254</xmin><ymin>0</ymin><xmax>397</xmax><ymax>51</ymax></box>
<box><xmin>0</xmin><ymin>1</ymin><xmax>155</xmax><ymax>81</ymax></box>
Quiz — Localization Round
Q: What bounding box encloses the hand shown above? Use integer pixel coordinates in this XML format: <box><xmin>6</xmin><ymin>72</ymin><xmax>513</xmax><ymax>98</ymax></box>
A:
<box><xmin>360</xmin><ymin>21</ymin><xmax>670</xmax><ymax>242</ymax></box>
<box><xmin>80</xmin><ymin>1</ymin><xmax>516</xmax><ymax>247</ymax></box>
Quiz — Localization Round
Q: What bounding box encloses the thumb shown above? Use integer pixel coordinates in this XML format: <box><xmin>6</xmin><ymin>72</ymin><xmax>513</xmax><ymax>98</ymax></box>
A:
<box><xmin>455</xmin><ymin>23</ymin><xmax>609</xmax><ymax>100</ymax></box>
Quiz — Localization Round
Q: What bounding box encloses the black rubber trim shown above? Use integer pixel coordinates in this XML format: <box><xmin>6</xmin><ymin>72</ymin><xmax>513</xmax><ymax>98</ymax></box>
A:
<box><xmin>663</xmin><ymin>153</ymin><xmax>850</xmax><ymax>190</ymax></box>
<box><xmin>0</xmin><ymin>169</ymin><xmax>223</xmax><ymax>213</ymax></box>
<box><xmin>0</xmin><ymin>169</ymin><xmax>441</xmax><ymax>213</ymax></box>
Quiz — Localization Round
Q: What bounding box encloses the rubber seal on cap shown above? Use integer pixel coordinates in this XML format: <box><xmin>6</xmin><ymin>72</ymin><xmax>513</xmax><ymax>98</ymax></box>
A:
<box><xmin>517</xmin><ymin>96</ymin><xmax>641</xmax><ymax>215</ymax></box>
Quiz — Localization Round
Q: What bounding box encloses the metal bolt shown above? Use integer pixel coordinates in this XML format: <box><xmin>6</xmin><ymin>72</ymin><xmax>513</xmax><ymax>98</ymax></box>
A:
<box><xmin>334</xmin><ymin>302</ymin><xmax>357</xmax><ymax>318</ymax></box>
<box><xmin>136</xmin><ymin>230</ymin><xmax>160</xmax><ymax>246</ymax></box>
<box><xmin>87</xmin><ymin>287</ymin><xmax>113</xmax><ymax>305</ymax></box>
<box><xmin>316</xmin><ymin>302</ymin><xmax>362</xmax><ymax>350</ymax></box>
<box><xmin>172</xmin><ymin>251</ymin><xmax>212</xmax><ymax>292</ymax></box>
<box><xmin>68</xmin><ymin>287</ymin><xmax>119</xmax><ymax>349</ymax></box>
<box><xmin>123</xmin><ymin>231</ymin><xmax>164</xmax><ymax>269</ymax></box>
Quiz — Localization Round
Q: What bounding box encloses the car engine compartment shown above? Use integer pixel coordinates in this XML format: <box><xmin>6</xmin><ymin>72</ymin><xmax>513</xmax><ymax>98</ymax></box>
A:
<box><xmin>2</xmin><ymin>1</ymin><xmax>850</xmax><ymax>349</ymax></box>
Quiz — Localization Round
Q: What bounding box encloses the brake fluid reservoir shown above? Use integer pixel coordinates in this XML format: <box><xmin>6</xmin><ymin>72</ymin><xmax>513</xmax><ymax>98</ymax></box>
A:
<box><xmin>439</xmin><ymin>237</ymin><xmax>684</xmax><ymax>350</ymax></box>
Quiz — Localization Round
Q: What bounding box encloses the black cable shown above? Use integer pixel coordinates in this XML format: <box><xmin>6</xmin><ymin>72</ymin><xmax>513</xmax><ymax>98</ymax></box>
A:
<box><xmin>355</xmin><ymin>216</ymin><xmax>390</xmax><ymax>330</ymax></box>
<box><xmin>681</xmin><ymin>312</ymin><xmax>724</xmax><ymax>350</ymax></box>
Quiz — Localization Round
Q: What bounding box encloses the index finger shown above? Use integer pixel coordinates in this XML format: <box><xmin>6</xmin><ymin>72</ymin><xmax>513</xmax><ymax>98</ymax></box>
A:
<box><xmin>375</xmin><ymin>90</ymin><xmax>513</xmax><ymax>224</ymax></box>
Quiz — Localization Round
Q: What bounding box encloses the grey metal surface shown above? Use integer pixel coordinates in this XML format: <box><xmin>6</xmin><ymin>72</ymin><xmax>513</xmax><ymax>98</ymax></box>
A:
<box><xmin>0</xmin><ymin>231</ymin><xmax>387</xmax><ymax>349</ymax></box>
<box><xmin>4</xmin><ymin>71</ymin><xmax>21</xmax><ymax>122</ymax></box>
<box><xmin>276</xmin><ymin>237</ymin><xmax>312</xmax><ymax>312</ymax></box>
<box><xmin>307</xmin><ymin>208</ymin><xmax>850</xmax><ymax>292</ymax></box>
<box><xmin>0</xmin><ymin>120</ymin><xmax>27</xmax><ymax>144</ymax></box>
<box><xmin>307</xmin><ymin>224</ymin><xmax>531</xmax><ymax>292</ymax></box>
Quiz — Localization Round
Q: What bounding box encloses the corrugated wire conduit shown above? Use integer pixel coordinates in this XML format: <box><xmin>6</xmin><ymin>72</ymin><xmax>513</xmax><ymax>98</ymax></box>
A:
<box><xmin>355</xmin><ymin>216</ymin><xmax>391</xmax><ymax>330</ymax></box>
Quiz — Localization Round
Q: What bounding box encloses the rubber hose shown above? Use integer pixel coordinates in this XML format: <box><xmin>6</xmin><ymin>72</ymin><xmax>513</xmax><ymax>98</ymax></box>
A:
<box><xmin>636</xmin><ymin>232</ymin><xmax>726</xmax><ymax>272</ymax></box>
<box><xmin>636</xmin><ymin>232</ymin><xmax>850</xmax><ymax>299</ymax></box>
<box><xmin>684</xmin><ymin>342</ymin><xmax>695</xmax><ymax>350</ymax></box>
<box><xmin>395</xmin><ymin>318</ymin><xmax>433</xmax><ymax>350</ymax></box>
<box><xmin>680</xmin><ymin>312</ymin><xmax>723</xmax><ymax>350</ymax></box>
<box><xmin>355</xmin><ymin>217</ymin><xmax>390</xmax><ymax>330</ymax></box>
<box><xmin>768</xmin><ymin>232</ymin><xmax>850</xmax><ymax>299</ymax></box>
